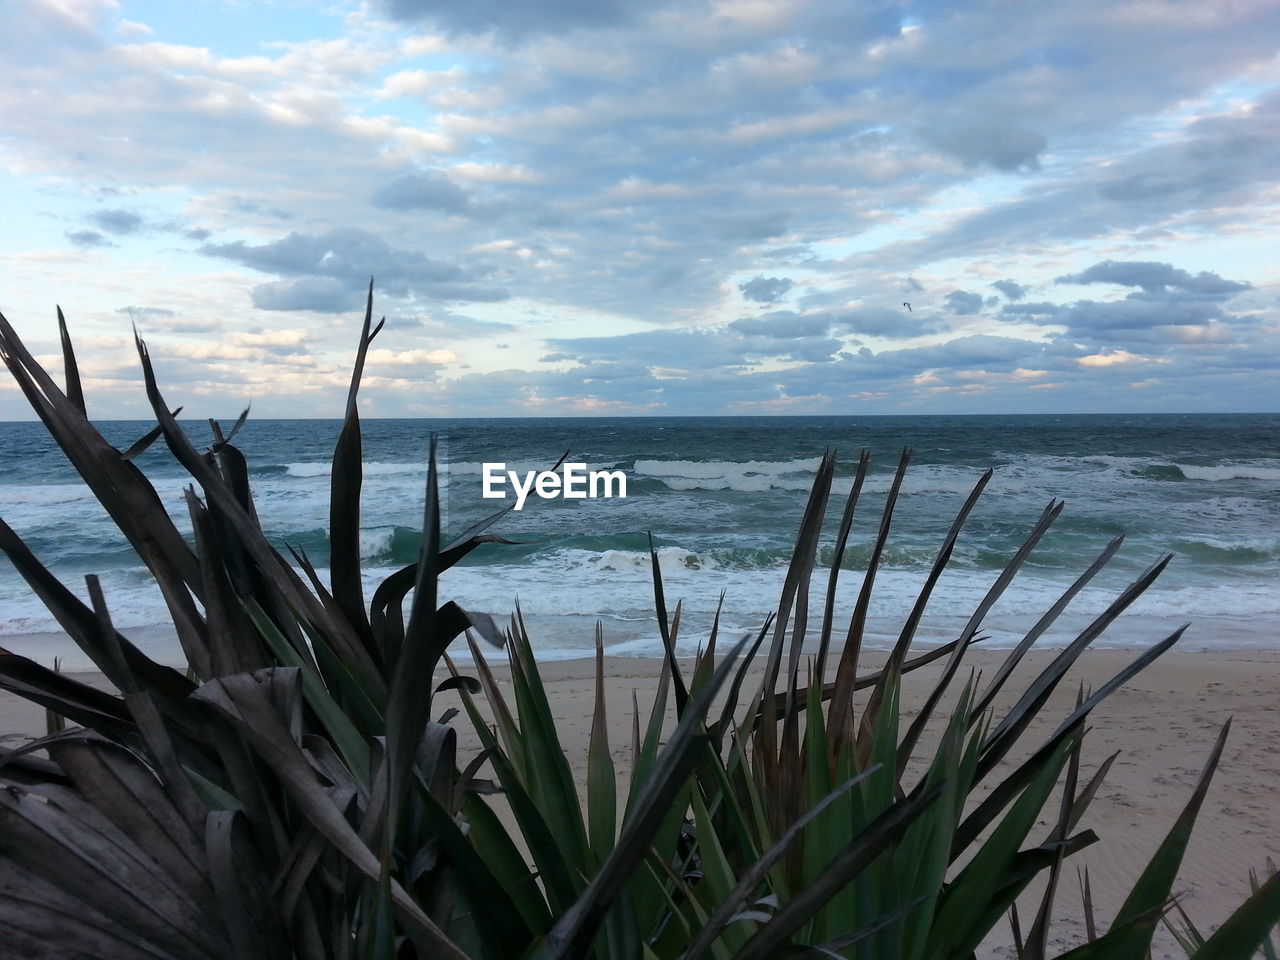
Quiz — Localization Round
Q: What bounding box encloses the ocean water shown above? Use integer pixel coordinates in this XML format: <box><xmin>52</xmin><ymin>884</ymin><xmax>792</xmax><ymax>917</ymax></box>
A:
<box><xmin>1</xmin><ymin>414</ymin><xmax>1277</xmax><ymax>669</ymax></box>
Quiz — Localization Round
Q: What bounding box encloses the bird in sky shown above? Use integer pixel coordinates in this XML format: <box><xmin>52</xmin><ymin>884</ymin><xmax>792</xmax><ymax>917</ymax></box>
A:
<box><xmin>902</xmin><ymin>302</ymin><xmax>912</xmax><ymax>311</ymax></box>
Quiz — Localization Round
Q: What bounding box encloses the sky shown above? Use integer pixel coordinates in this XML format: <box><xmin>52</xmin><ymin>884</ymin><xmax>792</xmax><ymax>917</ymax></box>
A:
<box><xmin>2</xmin><ymin>0</ymin><xmax>1279</xmax><ymax>419</ymax></box>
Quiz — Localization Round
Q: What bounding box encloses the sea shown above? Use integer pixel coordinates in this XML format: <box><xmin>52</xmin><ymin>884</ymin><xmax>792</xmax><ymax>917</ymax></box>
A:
<box><xmin>1</xmin><ymin>414</ymin><xmax>1277</xmax><ymax>670</ymax></box>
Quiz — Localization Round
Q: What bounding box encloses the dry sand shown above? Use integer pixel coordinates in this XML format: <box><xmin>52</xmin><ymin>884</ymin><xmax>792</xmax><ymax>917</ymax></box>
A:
<box><xmin>3</xmin><ymin>646</ymin><xmax>1277</xmax><ymax>957</ymax></box>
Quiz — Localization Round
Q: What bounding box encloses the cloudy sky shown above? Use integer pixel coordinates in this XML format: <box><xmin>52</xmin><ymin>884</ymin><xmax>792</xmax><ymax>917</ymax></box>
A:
<box><xmin>2</xmin><ymin>0</ymin><xmax>1278</xmax><ymax>419</ymax></box>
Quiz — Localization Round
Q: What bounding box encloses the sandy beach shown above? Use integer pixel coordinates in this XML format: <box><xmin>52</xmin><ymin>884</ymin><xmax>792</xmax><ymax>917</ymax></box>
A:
<box><xmin>2</xmin><ymin>645</ymin><xmax>1276</xmax><ymax>957</ymax></box>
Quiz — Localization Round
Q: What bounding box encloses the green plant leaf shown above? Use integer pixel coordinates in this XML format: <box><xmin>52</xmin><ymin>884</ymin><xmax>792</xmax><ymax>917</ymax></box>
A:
<box><xmin>587</xmin><ymin>626</ymin><xmax>617</xmax><ymax>865</ymax></box>
<box><xmin>730</xmin><ymin>782</ymin><xmax>944</xmax><ymax>960</ymax></box>
<box><xmin>1187</xmin><ymin>867</ymin><xmax>1280</xmax><ymax>960</ymax></box>
<box><xmin>540</xmin><ymin>635</ymin><xmax>753</xmax><ymax>959</ymax></box>
<box><xmin>328</xmin><ymin>280</ymin><xmax>384</xmax><ymax>648</ymax></box>
<box><xmin>683</xmin><ymin>767</ymin><xmax>877</xmax><ymax>960</ymax></box>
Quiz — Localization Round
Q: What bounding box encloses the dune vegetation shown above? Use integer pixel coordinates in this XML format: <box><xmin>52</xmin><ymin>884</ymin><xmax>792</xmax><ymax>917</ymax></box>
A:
<box><xmin>0</xmin><ymin>292</ymin><xmax>1277</xmax><ymax>959</ymax></box>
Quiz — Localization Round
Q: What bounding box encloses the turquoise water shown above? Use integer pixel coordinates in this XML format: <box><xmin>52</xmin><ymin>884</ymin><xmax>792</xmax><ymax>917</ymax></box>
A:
<box><xmin>1</xmin><ymin>414</ymin><xmax>1277</xmax><ymax>666</ymax></box>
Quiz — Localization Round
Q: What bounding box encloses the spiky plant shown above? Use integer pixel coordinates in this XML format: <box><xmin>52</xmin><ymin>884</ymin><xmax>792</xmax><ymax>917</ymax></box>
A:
<box><xmin>456</xmin><ymin>452</ymin><xmax>1279</xmax><ymax>960</ymax></box>
<box><xmin>0</xmin><ymin>293</ymin><xmax>1276</xmax><ymax>959</ymax></box>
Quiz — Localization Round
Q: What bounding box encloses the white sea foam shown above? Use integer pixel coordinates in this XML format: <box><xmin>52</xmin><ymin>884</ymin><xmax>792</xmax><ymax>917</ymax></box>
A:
<box><xmin>0</xmin><ymin>569</ymin><xmax>172</xmax><ymax>641</ymax></box>
<box><xmin>1172</xmin><ymin>532</ymin><xmax>1280</xmax><ymax>553</ymax></box>
<box><xmin>358</xmin><ymin>527</ymin><xmax>398</xmax><ymax>559</ymax></box>
<box><xmin>1177</xmin><ymin>463</ymin><xmax>1280</xmax><ymax>482</ymax></box>
<box><xmin>446</xmin><ymin>460</ymin><xmax>592</xmax><ymax>476</ymax></box>
<box><xmin>6</xmin><ymin>546</ymin><xmax>1279</xmax><ymax>669</ymax></box>
<box><xmin>635</xmin><ymin>457</ymin><xmax>823</xmax><ymax>493</ymax></box>
<box><xmin>635</xmin><ymin>457</ymin><xmax>823</xmax><ymax>479</ymax></box>
<box><xmin>286</xmin><ymin>461</ymin><xmax>430</xmax><ymax>478</ymax></box>
<box><xmin>418</xmin><ymin>553</ymin><xmax>1280</xmax><ymax>658</ymax></box>
<box><xmin>861</xmin><ymin>464</ymin><xmax>996</xmax><ymax>497</ymax></box>
<box><xmin>283</xmin><ymin>462</ymin><xmax>332</xmax><ymax>478</ymax></box>
<box><xmin>636</xmin><ymin>457</ymin><xmax>1053</xmax><ymax>497</ymax></box>
<box><xmin>0</xmin><ymin>484</ymin><xmax>94</xmax><ymax>506</ymax></box>
<box><xmin>657</xmin><ymin>474</ymin><xmax>787</xmax><ymax>493</ymax></box>
<box><xmin>286</xmin><ymin>459</ymin><xmax>616</xmax><ymax>486</ymax></box>
<box><xmin>586</xmin><ymin>546</ymin><xmax>715</xmax><ymax>572</ymax></box>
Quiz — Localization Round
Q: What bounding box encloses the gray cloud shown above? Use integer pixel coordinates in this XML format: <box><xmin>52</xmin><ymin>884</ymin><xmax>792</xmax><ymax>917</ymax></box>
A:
<box><xmin>830</xmin><ymin>306</ymin><xmax>942</xmax><ymax>337</ymax></box>
<box><xmin>115</xmin><ymin>306</ymin><xmax>175</xmax><ymax>318</ymax></box>
<box><xmin>251</xmin><ymin>277</ymin><xmax>353</xmax><ymax>313</ymax></box>
<box><xmin>883</xmin><ymin>334</ymin><xmax>1045</xmax><ymax>372</ymax></box>
<box><xmin>403</xmin><ymin>313</ymin><xmax>516</xmax><ymax>339</ymax></box>
<box><xmin>751</xmin><ymin>336</ymin><xmax>843</xmax><ymax>364</ymax></box>
<box><xmin>374</xmin><ymin>0</ymin><xmax>631</xmax><ymax>39</ymax></box>
<box><xmin>983</xmin><ymin>259</ymin><xmax>1260</xmax><ymax>348</ymax></box>
<box><xmin>922</xmin><ymin>120</ymin><xmax>1047</xmax><ymax>172</ymax></box>
<box><xmin>89</xmin><ymin>208</ymin><xmax>144</xmax><ymax>235</ymax></box>
<box><xmin>371</xmin><ymin>170</ymin><xmax>471</xmax><ymax>213</ymax></box>
<box><xmin>1056</xmin><ymin>260</ymin><xmax>1249</xmax><ymax>298</ymax></box>
<box><xmin>762</xmin><ymin>246</ymin><xmax>814</xmax><ymax>262</ymax></box>
<box><xmin>547</xmin><ymin>322</ymin><xmax>843</xmax><ymax>370</ymax></box>
<box><xmin>202</xmin><ymin>229</ymin><xmax>439</xmax><ymax>282</ymax></box>
<box><xmin>67</xmin><ymin>229</ymin><xmax>111</xmax><ymax>248</ymax></box>
<box><xmin>1095</xmin><ymin>88</ymin><xmax>1280</xmax><ymax>212</ymax></box>
<box><xmin>729</xmin><ymin>311</ymin><xmax>829</xmax><ymax>339</ymax></box>
<box><xmin>880</xmin><ymin>89</ymin><xmax>1280</xmax><ymax>270</ymax></box>
<box><xmin>944</xmin><ymin>290</ymin><xmax>984</xmax><ymax>315</ymax></box>
<box><xmin>544</xmin><ymin>330</ymin><xmax>747</xmax><ymax>377</ymax></box>
<box><xmin>991</xmin><ymin>280</ymin><xmax>1027</xmax><ymax>301</ymax></box>
<box><xmin>739</xmin><ymin>276</ymin><xmax>794</xmax><ymax>304</ymax></box>
<box><xmin>1024</xmin><ymin>298</ymin><xmax>1232</xmax><ymax>335</ymax></box>
<box><xmin>999</xmin><ymin>262</ymin><xmax>1256</xmax><ymax>352</ymax></box>
<box><xmin>137</xmin><ymin>317</ymin><xmax>222</xmax><ymax>334</ymax></box>
<box><xmin>573</xmin><ymin>360</ymin><xmax>652</xmax><ymax>381</ymax></box>
<box><xmin>707</xmin><ymin>212</ymin><xmax>789</xmax><ymax>242</ymax></box>
<box><xmin>723</xmin><ymin>298</ymin><xmax>945</xmax><ymax>341</ymax></box>
<box><xmin>202</xmin><ymin>228</ymin><xmax>504</xmax><ymax>304</ymax></box>
<box><xmin>422</xmin><ymin>283</ymin><xmax>511</xmax><ymax>302</ymax></box>
<box><xmin>1001</xmin><ymin>301</ymin><xmax>1063</xmax><ymax>320</ymax></box>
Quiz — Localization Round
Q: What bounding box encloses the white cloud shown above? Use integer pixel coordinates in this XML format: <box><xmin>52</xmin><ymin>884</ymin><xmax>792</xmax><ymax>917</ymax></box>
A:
<box><xmin>116</xmin><ymin>18</ymin><xmax>152</xmax><ymax>38</ymax></box>
<box><xmin>1076</xmin><ymin>349</ymin><xmax>1146</xmax><ymax>368</ymax></box>
<box><xmin>376</xmin><ymin>67</ymin><xmax>467</xmax><ymax>99</ymax></box>
<box><xmin>450</xmin><ymin>161</ymin><xmax>538</xmax><ymax>183</ymax></box>
<box><xmin>367</xmin><ymin>347</ymin><xmax>458</xmax><ymax>365</ymax></box>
